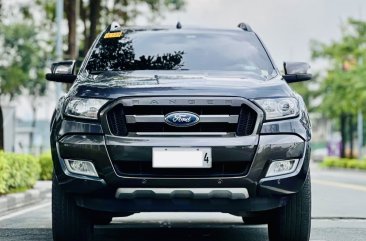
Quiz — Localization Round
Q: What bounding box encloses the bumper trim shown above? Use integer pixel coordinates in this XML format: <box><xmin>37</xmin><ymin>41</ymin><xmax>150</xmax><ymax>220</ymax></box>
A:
<box><xmin>115</xmin><ymin>188</ymin><xmax>249</xmax><ymax>200</ymax></box>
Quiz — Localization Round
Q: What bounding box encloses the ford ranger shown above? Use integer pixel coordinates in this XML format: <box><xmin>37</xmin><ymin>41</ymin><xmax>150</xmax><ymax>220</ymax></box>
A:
<box><xmin>47</xmin><ymin>22</ymin><xmax>312</xmax><ymax>241</ymax></box>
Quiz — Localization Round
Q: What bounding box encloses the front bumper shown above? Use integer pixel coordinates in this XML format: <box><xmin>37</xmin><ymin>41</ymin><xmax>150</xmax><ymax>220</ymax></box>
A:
<box><xmin>51</xmin><ymin>116</ymin><xmax>310</xmax><ymax>213</ymax></box>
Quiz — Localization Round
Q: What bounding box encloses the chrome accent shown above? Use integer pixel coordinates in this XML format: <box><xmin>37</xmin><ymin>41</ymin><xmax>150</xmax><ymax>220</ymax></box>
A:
<box><xmin>265</xmin><ymin>159</ymin><xmax>300</xmax><ymax>177</ymax></box>
<box><xmin>200</xmin><ymin>115</ymin><xmax>238</xmax><ymax>123</ymax></box>
<box><xmin>126</xmin><ymin>115</ymin><xmax>164</xmax><ymax>123</ymax></box>
<box><xmin>135</xmin><ymin>132</ymin><xmax>228</xmax><ymax>136</ymax></box>
<box><xmin>164</xmin><ymin>111</ymin><xmax>200</xmax><ymax>127</ymax></box>
<box><xmin>64</xmin><ymin>159</ymin><xmax>99</xmax><ymax>177</ymax></box>
<box><xmin>106</xmin><ymin>135</ymin><xmax>258</xmax><ymax>147</ymax></box>
<box><xmin>115</xmin><ymin>188</ymin><xmax>249</xmax><ymax>200</ymax></box>
<box><xmin>125</xmin><ymin>115</ymin><xmax>239</xmax><ymax>124</ymax></box>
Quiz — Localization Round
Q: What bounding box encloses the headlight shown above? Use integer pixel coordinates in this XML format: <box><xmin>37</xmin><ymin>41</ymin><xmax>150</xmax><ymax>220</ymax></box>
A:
<box><xmin>255</xmin><ymin>97</ymin><xmax>299</xmax><ymax>120</ymax></box>
<box><xmin>64</xmin><ymin>98</ymin><xmax>108</xmax><ymax>119</ymax></box>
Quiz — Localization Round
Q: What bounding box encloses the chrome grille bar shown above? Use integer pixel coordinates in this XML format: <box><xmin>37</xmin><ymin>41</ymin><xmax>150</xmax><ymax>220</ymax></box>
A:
<box><xmin>135</xmin><ymin>132</ymin><xmax>229</xmax><ymax>136</ymax></box>
<box><xmin>125</xmin><ymin>115</ymin><xmax>239</xmax><ymax>124</ymax></box>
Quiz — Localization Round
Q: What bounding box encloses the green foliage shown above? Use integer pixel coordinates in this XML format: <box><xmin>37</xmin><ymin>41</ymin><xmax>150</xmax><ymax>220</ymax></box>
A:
<box><xmin>311</xmin><ymin>18</ymin><xmax>366</xmax><ymax>117</ymax></box>
<box><xmin>39</xmin><ymin>151</ymin><xmax>53</xmax><ymax>180</ymax></box>
<box><xmin>0</xmin><ymin>154</ymin><xmax>11</xmax><ymax>194</ymax></box>
<box><xmin>99</xmin><ymin>0</ymin><xmax>186</xmax><ymax>25</ymax></box>
<box><xmin>35</xmin><ymin>0</ymin><xmax>56</xmax><ymax>22</ymax></box>
<box><xmin>0</xmin><ymin>150</ymin><xmax>54</xmax><ymax>194</ymax></box>
<box><xmin>321</xmin><ymin>156</ymin><xmax>366</xmax><ymax>170</ymax></box>
<box><xmin>0</xmin><ymin>152</ymin><xmax>41</xmax><ymax>195</ymax></box>
<box><xmin>0</xmin><ymin>23</ymin><xmax>49</xmax><ymax>97</ymax></box>
<box><xmin>290</xmin><ymin>80</ymin><xmax>320</xmax><ymax>112</ymax></box>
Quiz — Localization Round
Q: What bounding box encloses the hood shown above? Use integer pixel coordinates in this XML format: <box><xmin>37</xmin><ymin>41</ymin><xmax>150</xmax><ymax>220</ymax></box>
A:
<box><xmin>68</xmin><ymin>71</ymin><xmax>294</xmax><ymax>100</ymax></box>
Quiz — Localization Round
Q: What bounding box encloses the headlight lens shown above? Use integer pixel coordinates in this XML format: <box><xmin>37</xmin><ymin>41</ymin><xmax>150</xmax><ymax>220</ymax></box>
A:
<box><xmin>255</xmin><ymin>97</ymin><xmax>299</xmax><ymax>120</ymax></box>
<box><xmin>64</xmin><ymin>98</ymin><xmax>108</xmax><ymax>119</ymax></box>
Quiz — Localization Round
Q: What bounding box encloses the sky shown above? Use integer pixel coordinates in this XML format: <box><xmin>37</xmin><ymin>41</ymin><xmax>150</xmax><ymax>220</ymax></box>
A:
<box><xmin>157</xmin><ymin>0</ymin><xmax>366</xmax><ymax>69</ymax></box>
<box><xmin>12</xmin><ymin>0</ymin><xmax>366</xmax><ymax>120</ymax></box>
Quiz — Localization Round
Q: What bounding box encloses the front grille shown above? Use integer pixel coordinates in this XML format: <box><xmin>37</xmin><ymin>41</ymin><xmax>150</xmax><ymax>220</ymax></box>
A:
<box><xmin>113</xmin><ymin>161</ymin><xmax>251</xmax><ymax>177</ymax></box>
<box><xmin>105</xmin><ymin>99</ymin><xmax>258</xmax><ymax>136</ymax></box>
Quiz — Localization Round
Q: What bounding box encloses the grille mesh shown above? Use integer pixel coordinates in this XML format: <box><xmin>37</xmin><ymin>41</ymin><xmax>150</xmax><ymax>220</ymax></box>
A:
<box><xmin>236</xmin><ymin>105</ymin><xmax>257</xmax><ymax>136</ymax></box>
<box><xmin>106</xmin><ymin>104</ymin><xmax>128</xmax><ymax>136</ymax></box>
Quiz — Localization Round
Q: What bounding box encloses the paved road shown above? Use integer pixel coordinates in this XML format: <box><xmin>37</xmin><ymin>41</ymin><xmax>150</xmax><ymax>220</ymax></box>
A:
<box><xmin>1</xmin><ymin>165</ymin><xmax>366</xmax><ymax>241</ymax></box>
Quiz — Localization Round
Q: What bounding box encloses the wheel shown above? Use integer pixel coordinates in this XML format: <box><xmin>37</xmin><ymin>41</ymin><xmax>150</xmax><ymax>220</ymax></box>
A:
<box><xmin>52</xmin><ymin>176</ymin><xmax>94</xmax><ymax>241</ymax></box>
<box><xmin>268</xmin><ymin>172</ymin><xmax>311</xmax><ymax>241</ymax></box>
<box><xmin>92</xmin><ymin>213</ymin><xmax>113</xmax><ymax>225</ymax></box>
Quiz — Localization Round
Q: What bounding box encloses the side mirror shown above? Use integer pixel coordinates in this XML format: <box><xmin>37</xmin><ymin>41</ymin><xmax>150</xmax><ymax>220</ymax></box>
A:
<box><xmin>45</xmin><ymin>60</ymin><xmax>77</xmax><ymax>83</ymax></box>
<box><xmin>283</xmin><ymin>62</ymin><xmax>312</xmax><ymax>83</ymax></box>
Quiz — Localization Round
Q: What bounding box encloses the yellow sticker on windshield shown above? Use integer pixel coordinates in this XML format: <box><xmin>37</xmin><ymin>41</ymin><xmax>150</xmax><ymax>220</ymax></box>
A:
<box><xmin>104</xmin><ymin>32</ymin><xmax>123</xmax><ymax>39</ymax></box>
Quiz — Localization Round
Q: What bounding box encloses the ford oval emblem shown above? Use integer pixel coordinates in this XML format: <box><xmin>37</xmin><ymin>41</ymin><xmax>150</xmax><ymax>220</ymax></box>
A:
<box><xmin>164</xmin><ymin>112</ymin><xmax>200</xmax><ymax>127</ymax></box>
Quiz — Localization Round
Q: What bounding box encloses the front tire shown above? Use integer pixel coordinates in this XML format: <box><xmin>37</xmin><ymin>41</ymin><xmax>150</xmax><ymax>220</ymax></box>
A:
<box><xmin>52</xmin><ymin>176</ymin><xmax>94</xmax><ymax>241</ymax></box>
<box><xmin>92</xmin><ymin>213</ymin><xmax>113</xmax><ymax>225</ymax></box>
<box><xmin>268</xmin><ymin>172</ymin><xmax>311</xmax><ymax>241</ymax></box>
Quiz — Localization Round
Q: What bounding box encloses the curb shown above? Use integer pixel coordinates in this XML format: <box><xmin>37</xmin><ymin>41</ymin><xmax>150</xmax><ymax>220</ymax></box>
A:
<box><xmin>0</xmin><ymin>181</ymin><xmax>51</xmax><ymax>215</ymax></box>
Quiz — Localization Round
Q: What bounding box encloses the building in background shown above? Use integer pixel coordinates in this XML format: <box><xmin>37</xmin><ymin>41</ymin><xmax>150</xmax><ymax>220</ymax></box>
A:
<box><xmin>2</xmin><ymin>105</ymin><xmax>16</xmax><ymax>152</ymax></box>
<box><xmin>14</xmin><ymin>119</ymin><xmax>50</xmax><ymax>155</ymax></box>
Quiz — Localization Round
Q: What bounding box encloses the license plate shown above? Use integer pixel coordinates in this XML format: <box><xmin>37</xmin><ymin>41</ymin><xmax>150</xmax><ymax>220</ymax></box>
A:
<box><xmin>153</xmin><ymin>147</ymin><xmax>212</xmax><ymax>168</ymax></box>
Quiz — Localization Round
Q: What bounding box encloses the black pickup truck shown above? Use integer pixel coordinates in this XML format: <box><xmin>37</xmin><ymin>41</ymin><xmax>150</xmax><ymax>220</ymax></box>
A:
<box><xmin>47</xmin><ymin>22</ymin><xmax>312</xmax><ymax>241</ymax></box>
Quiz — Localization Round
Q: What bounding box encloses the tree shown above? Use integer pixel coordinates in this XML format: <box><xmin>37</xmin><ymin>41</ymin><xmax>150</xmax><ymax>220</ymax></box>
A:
<box><xmin>65</xmin><ymin>0</ymin><xmax>79</xmax><ymax>59</ymax></box>
<box><xmin>0</xmin><ymin>23</ymin><xmax>50</xmax><ymax>151</ymax></box>
<box><xmin>311</xmin><ymin>18</ymin><xmax>366</xmax><ymax>157</ymax></box>
<box><xmin>78</xmin><ymin>0</ymin><xmax>186</xmax><ymax>56</ymax></box>
<box><xmin>37</xmin><ymin>0</ymin><xmax>185</xmax><ymax>65</ymax></box>
<box><xmin>0</xmin><ymin>2</ymin><xmax>52</xmax><ymax>151</ymax></box>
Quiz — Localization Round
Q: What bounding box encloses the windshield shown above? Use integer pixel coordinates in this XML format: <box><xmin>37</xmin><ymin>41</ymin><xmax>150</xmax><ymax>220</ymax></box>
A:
<box><xmin>85</xmin><ymin>29</ymin><xmax>276</xmax><ymax>80</ymax></box>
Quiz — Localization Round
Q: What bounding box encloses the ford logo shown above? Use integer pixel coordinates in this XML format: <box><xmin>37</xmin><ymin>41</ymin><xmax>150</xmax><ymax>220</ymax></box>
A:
<box><xmin>164</xmin><ymin>112</ymin><xmax>200</xmax><ymax>127</ymax></box>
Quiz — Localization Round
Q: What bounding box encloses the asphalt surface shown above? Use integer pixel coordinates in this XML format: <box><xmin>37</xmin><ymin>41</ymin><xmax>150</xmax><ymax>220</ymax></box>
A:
<box><xmin>1</xmin><ymin>165</ymin><xmax>366</xmax><ymax>241</ymax></box>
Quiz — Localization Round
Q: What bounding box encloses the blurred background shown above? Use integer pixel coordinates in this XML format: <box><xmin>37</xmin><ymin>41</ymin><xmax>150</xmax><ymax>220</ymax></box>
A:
<box><xmin>1</xmin><ymin>1</ymin><xmax>366</xmax><ymax>241</ymax></box>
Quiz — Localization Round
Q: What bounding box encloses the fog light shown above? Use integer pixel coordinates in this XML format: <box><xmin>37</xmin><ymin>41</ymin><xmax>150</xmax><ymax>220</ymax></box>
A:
<box><xmin>65</xmin><ymin>159</ymin><xmax>99</xmax><ymax>177</ymax></box>
<box><xmin>266</xmin><ymin>159</ymin><xmax>299</xmax><ymax>177</ymax></box>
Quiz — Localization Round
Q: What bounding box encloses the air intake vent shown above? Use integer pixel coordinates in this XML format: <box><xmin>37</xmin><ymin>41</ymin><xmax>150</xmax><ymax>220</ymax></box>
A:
<box><xmin>106</xmin><ymin>104</ymin><xmax>128</xmax><ymax>136</ymax></box>
<box><xmin>236</xmin><ymin>105</ymin><xmax>257</xmax><ymax>136</ymax></box>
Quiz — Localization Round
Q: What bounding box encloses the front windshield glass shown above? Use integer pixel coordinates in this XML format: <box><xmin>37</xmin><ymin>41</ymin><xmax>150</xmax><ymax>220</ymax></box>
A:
<box><xmin>85</xmin><ymin>29</ymin><xmax>276</xmax><ymax>79</ymax></box>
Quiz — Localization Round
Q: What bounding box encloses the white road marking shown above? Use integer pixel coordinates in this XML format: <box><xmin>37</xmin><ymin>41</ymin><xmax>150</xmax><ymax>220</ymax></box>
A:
<box><xmin>0</xmin><ymin>202</ymin><xmax>50</xmax><ymax>222</ymax></box>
